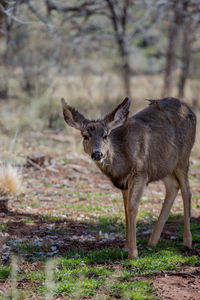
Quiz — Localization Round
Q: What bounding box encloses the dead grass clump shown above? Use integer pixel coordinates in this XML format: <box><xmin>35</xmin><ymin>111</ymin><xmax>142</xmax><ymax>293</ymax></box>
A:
<box><xmin>0</xmin><ymin>165</ymin><xmax>23</xmax><ymax>196</ymax></box>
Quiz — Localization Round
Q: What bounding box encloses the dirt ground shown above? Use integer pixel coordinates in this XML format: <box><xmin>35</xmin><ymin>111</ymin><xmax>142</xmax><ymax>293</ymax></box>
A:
<box><xmin>0</xmin><ymin>151</ymin><xmax>200</xmax><ymax>299</ymax></box>
<box><xmin>153</xmin><ymin>267</ymin><xmax>200</xmax><ymax>300</ymax></box>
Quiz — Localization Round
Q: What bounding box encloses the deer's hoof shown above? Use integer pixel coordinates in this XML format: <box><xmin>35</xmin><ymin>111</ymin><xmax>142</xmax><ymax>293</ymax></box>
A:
<box><xmin>128</xmin><ymin>249</ymin><xmax>138</xmax><ymax>259</ymax></box>
<box><xmin>184</xmin><ymin>235</ymin><xmax>192</xmax><ymax>248</ymax></box>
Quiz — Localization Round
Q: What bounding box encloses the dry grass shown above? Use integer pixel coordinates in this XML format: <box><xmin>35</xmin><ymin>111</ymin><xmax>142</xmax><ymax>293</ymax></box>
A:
<box><xmin>0</xmin><ymin>73</ymin><xmax>199</xmax><ymax>158</ymax></box>
<box><xmin>0</xmin><ymin>164</ymin><xmax>24</xmax><ymax>196</ymax></box>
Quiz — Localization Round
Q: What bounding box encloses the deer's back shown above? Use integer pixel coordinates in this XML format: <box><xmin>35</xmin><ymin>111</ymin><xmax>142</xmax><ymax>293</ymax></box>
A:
<box><xmin>109</xmin><ymin>98</ymin><xmax>196</xmax><ymax>186</ymax></box>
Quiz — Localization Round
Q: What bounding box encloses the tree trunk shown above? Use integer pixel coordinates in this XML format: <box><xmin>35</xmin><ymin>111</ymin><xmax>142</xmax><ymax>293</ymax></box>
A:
<box><xmin>122</xmin><ymin>60</ymin><xmax>131</xmax><ymax>98</ymax></box>
<box><xmin>105</xmin><ymin>0</ymin><xmax>131</xmax><ymax>97</ymax></box>
<box><xmin>178</xmin><ymin>28</ymin><xmax>191</xmax><ymax>99</ymax></box>
<box><xmin>178</xmin><ymin>0</ymin><xmax>191</xmax><ymax>99</ymax></box>
<box><xmin>162</xmin><ymin>0</ymin><xmax>183</xmax><ymax>97</ymax></box>
<box><xmin>118</xmin><ymin>37</ymin><xmax>131</xmax><ymax>97</ymax></box>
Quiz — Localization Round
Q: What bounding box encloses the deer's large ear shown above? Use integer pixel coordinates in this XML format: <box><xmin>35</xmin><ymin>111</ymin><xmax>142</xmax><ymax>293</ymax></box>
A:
<box><xmin>61</xmin><ymin>98</ymin><xmax>88</xmax><ymax>130</ymax></box>
<box><xmin>104</xmin><ymin>97</ymin><xmax>131</xmax><ymax>131</ymax></box>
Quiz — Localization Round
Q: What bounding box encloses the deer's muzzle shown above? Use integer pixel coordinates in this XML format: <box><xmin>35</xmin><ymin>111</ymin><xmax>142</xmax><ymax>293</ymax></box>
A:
<box><xmin>91</xmin><ymin>151</ymin><xmax>103</xmax><ymax>161</ymax></box>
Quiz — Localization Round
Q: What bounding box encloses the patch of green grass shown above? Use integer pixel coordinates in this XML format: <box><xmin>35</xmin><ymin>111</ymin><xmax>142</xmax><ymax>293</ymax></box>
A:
<box><xmin>189</xmin><ymin>175</ymin><xmax>199</xmax><ymax>187</ymax></box>
<box><xmin>3</xmin><ymin>241</ymin><xmax>199</xmax><ymax>299</ymax></box>
<box><xmin>80</xmin><ymin>277</ymin><xmax>104</xmax><ymax>296</ymax></box>
<box><xmin>92</xmin><ymin>216</ymin><xmax>125</xmax><ymax>233</ymax></box>
<box><xmin>192</xmin><ymin>194</ymin><xmax>200</xmax><ymax>209</ymax></box>
<box><xmin>191</xmin><ymin>164</ymin><xmax>200</xmax><ymax>169</ymax></box>
<box><xmin>17</xmin><ymin>241</ymin><xmax>40</xmax><ymax>253</ymax></box>
<box><xmin>27</xmin><ymin>270</ymin><xmax>45</xmax><ymax>282</ymax></box>
<box><xmin>124</xmin><ymin>245</ymin><xmax>199</xmax><ymax>275</ymax></box>
<box><xmin>35</xmin><ymin>251</ymin><xmax>121</xmax><ymax>296</ymax></box>
<box><xmin>0</xmin><ymin>289</ymin><xmax>26</xmax><ymax>300</ymax></box>
<box><xmin>62</xmin><ymin>201</ymin><xmax>112</xmax><ymax>213</ymax></box>
<box><xmin>137</xmin><ymin>209</ymin><xmax>155</xmax><ymax>221</ymax></box>
<box><xmin>0</xmin><ymin>265</ymin><xmax>10</xmax><ymax>279</ymax></box>
<box><xmin>76</xmin><ymin>181</ymin><xmax>89</xmax><ymax>189</ymax></box>
<box><xmin>90</xmin><ymin>191</ymin><xmax>110</xmax><ymax>198</ymax></box>
<box><xmin>19</xmin><ymin>218</ymin><xmax>34</xmax><ymax>223</ymax></box>
<box><xmin>111</xmin><ymin>195</ymin><xmax>122</xmax><ymax>203</ymax></box>
<box><xmin>57</xmin><ymin>275</ymin><xmax>106</xmax><ymax>297</ymax></box>
<box><xmin>42</xmin><ymin>215</ymin><xmax>64</xmax><ymax>222</ymax></box>
<box><xmin>30</xmin><ymin>200</ymin><xmax>40</xmax><ymax>208</ymax></box>
<box><xmin>47</xmin><ymin>226</ymin><xmax>68</xmax><ymax>235</ymax></box>
<box><xmin>137</xmin><ymin>222</ymin><xmax>153</xmax><ymax>234</ymax></box>
<box><xmin>60</xmin><ymin>248</ymin><xmax>126</xmax><ymax>264</ymax></box>
<box><xmin>10</xmin><ymin>241</ymin><xmax>41</xmax><ymax>259</ymax></box>
<box><xmin>17</xmin><ymin>202</ymin><xmax>27</xmax><ymax>208</ymax></box>
<box><xmin>56</xmin><ymin>158</ymin><xmax>73</xmax><ymax>164</ymax></box>
<box><xmin>25</xmin><ymin>243</ymin><xmax>199</xmax><ymax>298</ymax></box>
<box><xmin>60</xmin><ymin>190</ymin><xmax>122</xmax><ymax>215</ymax></box>
<box><xmin>140</xmin><ymin>196</ymin><xmax>154</xmax><ymax>204</ymax></box>
<box><xmin>167</xmin><ymin>214</ymin><xmax>183</xmax><ymax>222</ymax></box>
<box><xmin>0</xmin><ymin>222</ymin><xmax>8</xmax><ymax>232</ymax></box>
<box><xmin>77</xmin><ymin>191</ymin><xmax>110</xmax><ymax>203</ymax></box>
<box><xmin>74</xmin><ymin>203</ymin><xmax>106</xmax><ymax>213</ymax></box>
<box><xmin>108</xmin><ymin>279</ymin><xmax>155</xmax><ymax>300</ymax></box>
<box><xmin>189</xmin><ymin>174</ymin><xmax>196</xmax><ymax>180</ymax></box>
<box><xmin>193</xmin><ymin>194</ymin><xmax>200</xmax><ymax>200</ymax></box>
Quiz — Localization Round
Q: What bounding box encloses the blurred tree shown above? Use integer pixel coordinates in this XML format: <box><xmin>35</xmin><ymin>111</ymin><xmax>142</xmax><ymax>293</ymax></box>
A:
<box><xmin>178</xmin><ymin>0</ymin><xmax>200</xmax><ymax>98</ymax></box>
<box><xmin>45</xmin><ymin>0</ymin><xmax>135</xmax><ymax>96</ymax></box>
<box><xmin>0</xmin><ymin>0</ymin><xmax>6</xmax><ymax>37</ymax></box>
<box><xmin>0</xmin><ymin>0</ymin><xmax>161</xmax><ymax>99</ymax></box>
<box><xmin>162</xmin><ymin>0</ymin><xmax>183</xmax><ymax>97</ymax></box>
<box><xmin>0</xmin><ymin>0</ymin><xmax>20</xmax><ymax>41</ymax></box>
<box><xmin>0</xmin><ymin>0</ymin><xmax>199</xmax><ymax>103</ymax></box>
<box><xmin>162</xmin><ymin>0</ymin><xmax>200</xmax><ymax>99</ymax></box>
<box><xmin>102</xmin><ymin>0</ymin><xmax>131</xmax><ymax>97</ymax></box>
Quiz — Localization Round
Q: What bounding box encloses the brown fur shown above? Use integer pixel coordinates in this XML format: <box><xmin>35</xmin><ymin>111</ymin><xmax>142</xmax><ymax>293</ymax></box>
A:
<box><xmin>61</xmin><ymin>97</ymin><xmax>196</xmax><ymax>259</ymax></box>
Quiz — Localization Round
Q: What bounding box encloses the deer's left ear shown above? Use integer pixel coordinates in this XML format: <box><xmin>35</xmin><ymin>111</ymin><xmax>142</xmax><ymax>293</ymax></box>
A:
<box><xmin>104</xmin><ymin>97</ymin><xmax>131</xmax><ymax>131</ymax></box>
<box><xmin>61</xmin><ymin>98</ymin><xmax>89</xmax><ymax>130</ymax></box>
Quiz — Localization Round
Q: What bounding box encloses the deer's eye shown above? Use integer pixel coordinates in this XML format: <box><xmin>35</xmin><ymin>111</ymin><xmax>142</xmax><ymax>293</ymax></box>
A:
<box><xmin>83</xmin><ymin>135</ymin><xmax>89</xmax><ymax>140</ymax></box>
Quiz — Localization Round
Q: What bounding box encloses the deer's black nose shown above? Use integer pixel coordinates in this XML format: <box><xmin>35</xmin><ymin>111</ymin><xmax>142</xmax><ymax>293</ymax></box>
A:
<box><xmin>91</xmin><ymin>151</ymin><xmax>103</xmax><ymax>161</ymax></box>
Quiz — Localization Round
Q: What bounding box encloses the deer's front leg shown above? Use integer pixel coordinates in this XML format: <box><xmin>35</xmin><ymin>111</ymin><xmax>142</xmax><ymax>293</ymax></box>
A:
<box><xmin>127</xmin><ymin>177</ymin><xmax>145</xmax><ymax>259</ymax></box>
<box><xmin>122</xmin><ymin>190</ymin><xmax>129</xmax><ymax>249</ymax></box>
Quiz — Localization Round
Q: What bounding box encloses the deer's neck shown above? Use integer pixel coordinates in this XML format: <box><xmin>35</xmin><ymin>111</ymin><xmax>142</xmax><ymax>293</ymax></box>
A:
<box><xmin>95</xmin><ymin>139</ymin><xmax>130</xmax><ymax>190</ymax></box>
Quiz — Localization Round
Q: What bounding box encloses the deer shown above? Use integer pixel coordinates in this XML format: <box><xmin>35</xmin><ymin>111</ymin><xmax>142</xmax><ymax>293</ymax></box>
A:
<box><xmin>61</xmin><ymin>97</ymin><xmax>196</xmax><ymax>259</ymax></box>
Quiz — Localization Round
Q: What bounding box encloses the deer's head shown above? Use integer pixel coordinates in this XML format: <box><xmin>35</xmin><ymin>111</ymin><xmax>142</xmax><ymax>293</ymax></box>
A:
<box><xmin>61</xmin><ymin>97</ymin><xmax>130</xmax><ymax>162</ymax></box>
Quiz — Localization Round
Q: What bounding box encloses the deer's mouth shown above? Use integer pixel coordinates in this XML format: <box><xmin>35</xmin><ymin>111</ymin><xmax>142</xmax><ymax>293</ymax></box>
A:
<box><xmin>91</xmin><ymin>151</ymin><xmax>103</xmax><ymax>161</ymax></box>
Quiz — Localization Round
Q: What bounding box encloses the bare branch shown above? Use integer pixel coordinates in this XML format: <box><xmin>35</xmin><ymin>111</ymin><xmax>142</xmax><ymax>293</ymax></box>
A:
<box><xmin>121</xmin><ymin>0</ymin><xmax>130</xmax><ymax>35</ymax></box>
<box><xmin>27</xmin><ymin>0</ymin><xmax>54</xmax><ymax>32</ymax></box>
<box><xmin>45</xmin><ymin>0</ymin><xmax>107</xmax><ymax>17</ymax></box>
<box><xmin>105</xmin><ymin>0</ymin><xmax>119</xmax><ymax>33</ymax></box>
<box><xmin>0</xmin><ymin>3</ymin><xmax>37</xmax><ymax>25</ymax></box>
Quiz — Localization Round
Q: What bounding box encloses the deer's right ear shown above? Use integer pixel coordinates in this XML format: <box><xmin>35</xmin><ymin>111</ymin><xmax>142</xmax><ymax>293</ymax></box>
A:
<box><xmin>104</xmin><ymin>97</ymin><xmax>131</xmax><ymax>131</ymax></box>
<box><xmin>61</xmin><ymin>98</ymin><xmax>88</xmax><ymax>130</ymax></box>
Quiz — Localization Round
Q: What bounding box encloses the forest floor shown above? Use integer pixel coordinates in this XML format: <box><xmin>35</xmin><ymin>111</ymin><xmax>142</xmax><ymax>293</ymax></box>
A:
<box><xmin>0</xmin><ymin>134</ymin><xmax>200</xmax><ymax>299</ymax></box>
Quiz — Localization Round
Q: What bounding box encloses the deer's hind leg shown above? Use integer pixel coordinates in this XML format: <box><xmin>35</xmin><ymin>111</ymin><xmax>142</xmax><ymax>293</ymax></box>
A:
<box><xmin>175</xmin><ymin>166</ymin><xmax>192</xmax><ymax>248</ymax></box>
<box><xmin>148</xmin><ymin>173</ymin><xmax>179</xmax><ymax>247</ymax></box>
